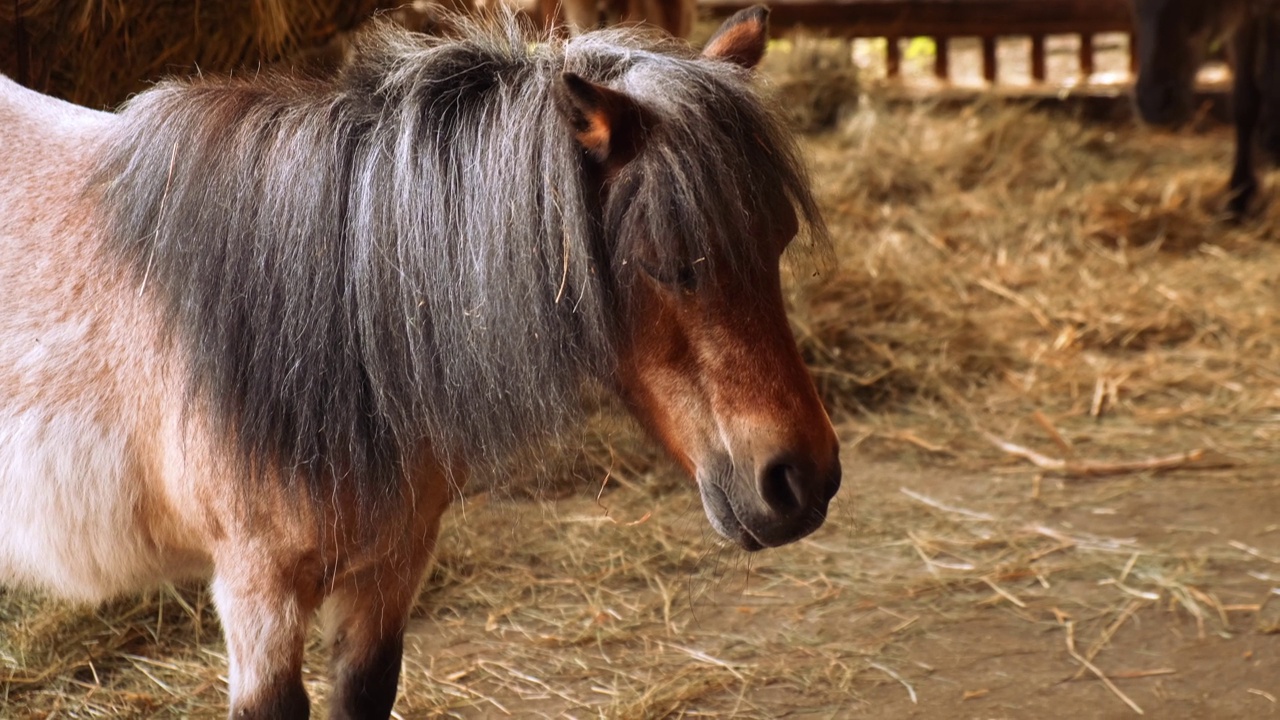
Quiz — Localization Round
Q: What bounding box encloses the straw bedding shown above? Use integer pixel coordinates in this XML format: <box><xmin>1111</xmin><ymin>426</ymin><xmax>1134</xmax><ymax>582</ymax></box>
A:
<box><xmin>1</xmin><ymin>0</ymin><xmax>421</xmax><ymax>107</ymax></box>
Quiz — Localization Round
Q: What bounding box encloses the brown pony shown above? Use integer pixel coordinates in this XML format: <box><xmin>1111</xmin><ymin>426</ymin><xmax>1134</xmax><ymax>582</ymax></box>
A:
<box><xmin>536</xmin><ymin>0</ymin><xmax>695</xmax><ymax>37</ymax></box>
<box><xmin>1131</xmin><ymin>0</ymin><xmax>1280</xmax><ymax>215</ymax></box>
<box><xmin>0</xmin><ymin>7</ymin><xmax>839</xmax><ymax>718</ymax></box>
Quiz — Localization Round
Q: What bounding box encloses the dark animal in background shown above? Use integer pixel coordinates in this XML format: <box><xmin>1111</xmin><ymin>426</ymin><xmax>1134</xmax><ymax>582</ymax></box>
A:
<box><xmin>536</xmin><ymin>0</ymin><xmax>696</xmax><ymax>37</ymax></box>
<box><xmin>0</xmin><ymin>7</ymin><xmax>841</xmax><ymax>719</ymax></box>
<box><xmin>1130</xmin><ymin>0</ymin><xmax>1280</xmax><ymax>215</ymax></box>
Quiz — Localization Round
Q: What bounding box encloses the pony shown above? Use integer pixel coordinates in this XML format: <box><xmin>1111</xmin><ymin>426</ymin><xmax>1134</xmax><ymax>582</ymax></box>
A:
<box><xmin>0</xmin><ymin>6</ymin><xmax>841</xmax><ymax>718</ymax></box>
<box><xmin>1130</xmin><ymin>0</ymin><xmax>1280</xmax><ymax>215</ymax></box>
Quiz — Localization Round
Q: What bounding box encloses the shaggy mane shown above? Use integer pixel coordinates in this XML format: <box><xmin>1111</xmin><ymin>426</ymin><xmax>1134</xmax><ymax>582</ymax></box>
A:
<box><xmin>91</xmin><ymin>16</ymin><xmax>827</xmax><ymax>501</ymax></box>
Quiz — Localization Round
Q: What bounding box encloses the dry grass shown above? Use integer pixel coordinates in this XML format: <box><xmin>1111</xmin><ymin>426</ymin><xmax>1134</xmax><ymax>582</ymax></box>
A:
<box><xmin>796</xmin><ymin>95</ymin><xmax>1279</xmax><ymax>453</ymax></box>
<box><xmin>760</xmin><ymin>37</ymin><xmax>860</xmax><ymax>133</ymax></box>
<box><xmin>5</xmin><ymin>38</ymin><xmax>1280</xmax><ymax>719</ymax></box>
<box><xmin>1</xmin><ymin>0</ymin><xmax>413</xmax><ymax>108</ymax></box>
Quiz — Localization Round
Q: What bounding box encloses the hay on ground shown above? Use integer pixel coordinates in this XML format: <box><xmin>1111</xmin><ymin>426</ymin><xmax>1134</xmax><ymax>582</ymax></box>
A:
<box><xmin>1</xmin><ymin>0</ymin><xmax>413</xmax><ymax>107</ymax></box>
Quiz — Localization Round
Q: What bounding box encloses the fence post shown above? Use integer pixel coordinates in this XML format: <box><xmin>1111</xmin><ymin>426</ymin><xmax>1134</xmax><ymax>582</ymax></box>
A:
<box><xmin>887</xmin><ymin>36</ymin><xmax>902</xmax><ymax>77</ymax></box>
<box><xmin>1080</xmin><ymin>33</ymin><xmax>1095</xmax><ymax>79</ymax></box>
<box><xmin>981</xmin><ymin>36</ymin><xmax>997</xmax><ymax>83</ymax></box>
<box><xmin>1030</xmin><ymin>34</ymin><xmax>1047</xmax><ymax>82</ymax></box>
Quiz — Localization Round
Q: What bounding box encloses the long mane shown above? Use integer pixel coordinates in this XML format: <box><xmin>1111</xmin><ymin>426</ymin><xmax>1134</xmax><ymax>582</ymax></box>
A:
<box><xmin>91</xmin><ymin>16</ymin><xmax>826</xmax><ymax>500</ymax></box>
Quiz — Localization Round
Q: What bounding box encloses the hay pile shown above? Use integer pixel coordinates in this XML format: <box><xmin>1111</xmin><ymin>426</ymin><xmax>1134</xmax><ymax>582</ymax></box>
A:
<box><xmin>761</xmin><ymin>37</ymin><xmax>860</xmax><ymax>133</ymax></box>
<box><xmin>0</xmin><ymin>0</ymin><xmax>408</xmax><ymax>107</ymax></box>
<box><xmin>4</xmin><ymin>42</ymin><xmax>1280</xmax><ymax>716</ymax></box>
<box><xmin>792</xmin><ymin>97</ymin><xmax>1279</xmax><ymax>462</ymax></box>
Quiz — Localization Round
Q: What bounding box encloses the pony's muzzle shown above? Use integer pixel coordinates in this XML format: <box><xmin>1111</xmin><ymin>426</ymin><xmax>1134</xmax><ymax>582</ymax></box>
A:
<box><xmin>751</xmin><ymin>451</ymin><xmax>841</xmax><ymax>544</ymax></box>
<box><xmin>1134</xmin><ymin>80</ymin><xmax>1193</xmax><ymax>128</ymax></box>
<box><xmin>699</xmin><ymin>446</ymin><xmax>841</xmax><ymax>551</ymax></box>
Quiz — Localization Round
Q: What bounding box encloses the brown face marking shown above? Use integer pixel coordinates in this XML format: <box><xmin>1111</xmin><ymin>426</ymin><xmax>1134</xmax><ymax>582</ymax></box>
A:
<box><xmin>614</xmin><ymin>278</ymin><xmax>704</xmax><ymax>475</ymax></box>
<box><xmin>616</xmin><ymin>233</ymin><xmax>836</xmax><ymax>482</ymax></box>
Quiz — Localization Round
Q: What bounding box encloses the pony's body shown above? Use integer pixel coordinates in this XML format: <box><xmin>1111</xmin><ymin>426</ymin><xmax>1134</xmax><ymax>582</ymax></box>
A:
<box><xmin>1131</xmin><ymin>0</ymin><xmax>1280</xmax><ymax>215</ymax></box>
<box><xmin>0</xmin><ymin>10</ymin><xmax>839</xmax><ymax>718</ymax></box>
<box><xmin>0</xmin><ymin>84</ymin><xmax>202</xmax><ymax>600</ymax></box>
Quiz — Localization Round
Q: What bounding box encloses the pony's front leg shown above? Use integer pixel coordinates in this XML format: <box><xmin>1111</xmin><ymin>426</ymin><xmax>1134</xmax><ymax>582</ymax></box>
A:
<box><xmin>1229</xmin><ymin>22</ymin><xmax>1263</xmax><ymax>217</ymax></box>
<box><xmin>212</xmin><ymin>557</ymin><xmax>324</xmax><ymax>719</ymax></box>
<box><xmin>323</xmin><ymin>569</ymin><xmax>424</xmax><ymax>720</ymax></box>
<box><xmin>325</xmin><ymin>479</ymin><xmax>452</xmax><ymax>720</ymax></box>
<box><xmin>1257</xmin><ymin>16</ymin><xmax>1280</xmax><ymax>165</ymax></box>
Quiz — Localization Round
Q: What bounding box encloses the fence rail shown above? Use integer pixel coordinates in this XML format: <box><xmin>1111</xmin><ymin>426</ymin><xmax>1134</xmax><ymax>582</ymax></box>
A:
<box><xmin>701</xmin><ymin>0</ymin><xmax>1136</xmax><ymax>83</ymax></box>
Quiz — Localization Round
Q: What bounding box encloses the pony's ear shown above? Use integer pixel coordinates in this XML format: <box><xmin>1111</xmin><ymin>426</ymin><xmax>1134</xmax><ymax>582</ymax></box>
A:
<box><xmin>702</xmin><ymin>5</ymin><xmax>770</xmax><ymax>70</ymax></box>
<box><xmin>556</xmin><ymin>72</ymin><xmax>650</xmax><ymax>170</ymax></box>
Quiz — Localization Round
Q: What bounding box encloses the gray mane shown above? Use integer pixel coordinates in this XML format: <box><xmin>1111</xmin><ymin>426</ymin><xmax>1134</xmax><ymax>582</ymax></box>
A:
<box><xmin>91</xmin><ymin>16</ymin><xmax>826</xmax><ymax>502</ymax></box>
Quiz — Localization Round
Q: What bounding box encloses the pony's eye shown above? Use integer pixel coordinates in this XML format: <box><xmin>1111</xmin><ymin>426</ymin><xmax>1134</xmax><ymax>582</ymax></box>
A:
<box><xmin>672</xmin><ymin>264</ymin><xmax>699</xmax><ymax>291</ymax></box>
<box><xmin>640</xmin><ymin>259</ymin><xmax>702</xmax><ymax>292</ymax></box>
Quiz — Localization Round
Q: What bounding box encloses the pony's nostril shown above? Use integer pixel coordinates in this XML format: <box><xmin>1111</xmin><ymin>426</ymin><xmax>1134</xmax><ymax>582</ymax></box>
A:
<box><xmin>758</xmin><ymin>461</ymin><xmax>804</xmax><ymax>515</ymax></box>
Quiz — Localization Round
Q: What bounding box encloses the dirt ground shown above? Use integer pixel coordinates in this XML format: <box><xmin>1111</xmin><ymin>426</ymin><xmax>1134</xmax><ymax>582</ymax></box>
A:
<box><xmin>389</xmin><ymin>430</ymin><xmax>1280</xmax><ymax>719</ymax></box>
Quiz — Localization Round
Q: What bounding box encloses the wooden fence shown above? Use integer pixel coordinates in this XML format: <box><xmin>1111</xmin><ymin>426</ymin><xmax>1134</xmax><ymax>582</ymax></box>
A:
<box><xmin>701</xmin><ymin>0</ymin><xmax>1135</xmax><ymax>83</ymax></box>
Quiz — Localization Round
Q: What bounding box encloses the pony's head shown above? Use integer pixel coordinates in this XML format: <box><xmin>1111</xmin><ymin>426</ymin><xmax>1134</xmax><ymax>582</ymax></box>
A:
<box><xmin>558</xmin><ymin>7</ymin><xmax>840</xmax><ymax>550</ymax></box>
<box><xmin>1130</xmin><ymin>0</ymin><xmax>1244</xmax><ymax>127</ymax></box>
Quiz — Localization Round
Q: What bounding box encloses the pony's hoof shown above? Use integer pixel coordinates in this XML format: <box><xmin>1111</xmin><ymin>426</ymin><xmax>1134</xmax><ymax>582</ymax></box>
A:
<box><xmin>1226</xmin><ymin>183</ymin><xmax>1258</xmax><ymax>221</ymax></box>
